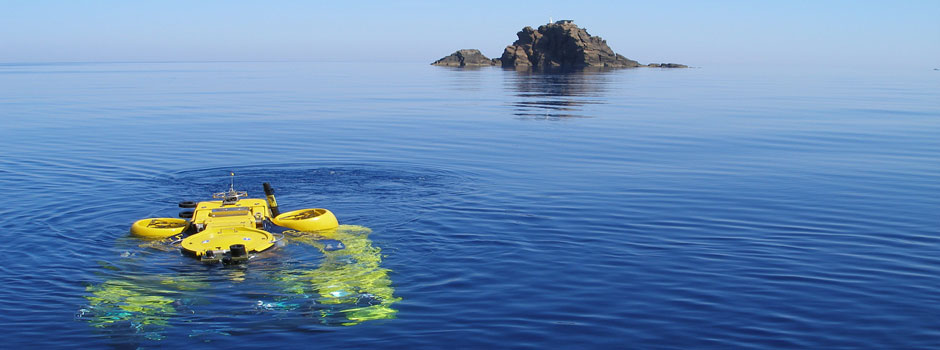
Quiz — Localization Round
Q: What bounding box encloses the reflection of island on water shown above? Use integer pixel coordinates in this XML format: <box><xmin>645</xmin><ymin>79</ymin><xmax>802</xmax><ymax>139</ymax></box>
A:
<box><xmin>507</xmin><ymin>67</ymin><xmax>616</xmax><ymax>120</ymax></box>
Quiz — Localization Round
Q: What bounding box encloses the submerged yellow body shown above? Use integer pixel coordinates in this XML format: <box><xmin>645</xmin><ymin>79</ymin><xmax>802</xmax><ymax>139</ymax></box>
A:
<box><xmin>92</xmin><ymin>224</ymin><xmax>398</xmax><ymax>330</ymax></box>
<box><xmin>98</xmin><ymin>182</ymin><xmax>401</xmax><ymax>329</ymax></box>
<box><xmin>277</xmin><ymin>225</ymin><xmax>400</xmax><ymax>325</ymax></box>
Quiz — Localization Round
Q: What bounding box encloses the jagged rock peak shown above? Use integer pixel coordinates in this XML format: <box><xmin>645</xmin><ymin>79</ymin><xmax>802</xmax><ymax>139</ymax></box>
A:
<box><xmin>499</xmin><ymin>20</ymin><xmax>641</xmax><ymax>70</ymax></box>
<box><xmin>431</xmin><ymin>49</ymin><xmax>498</xmax><ymax>67</ymax></box>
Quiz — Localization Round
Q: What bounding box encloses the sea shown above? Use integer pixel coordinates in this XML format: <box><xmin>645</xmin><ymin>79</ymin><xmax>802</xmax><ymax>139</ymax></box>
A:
<box><xmin>0</xmin><ymin>61</ymin><xmax>937</xmax><ymax>349</ymax></box>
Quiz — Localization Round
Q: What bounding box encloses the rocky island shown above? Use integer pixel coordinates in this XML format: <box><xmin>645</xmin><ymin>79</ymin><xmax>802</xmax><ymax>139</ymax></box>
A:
<box><xmin>432</xmin><ymin>20</ymin><xmax>687</xmax><ymax>70</ymax></box>
<box><xmin>430</xmin><ymin>49</ymin><xmax>499</xmax><ymax>67</ymax></box>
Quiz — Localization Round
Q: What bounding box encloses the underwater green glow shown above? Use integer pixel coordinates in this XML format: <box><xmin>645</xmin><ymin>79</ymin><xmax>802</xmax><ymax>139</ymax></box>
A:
<box><xmin>79</xmin><ymin>276</ymin><xmax>207</xmax><ymax>333</ymax></box>
<box><xmin>79</xmin><ymin>224</ymin><xmax>399</xmax><ymax>334</ymax></box>
<box><xmin>278</xmin><ymin>225</ymin><xmax>401</xmax><ymax>326</ymax></box>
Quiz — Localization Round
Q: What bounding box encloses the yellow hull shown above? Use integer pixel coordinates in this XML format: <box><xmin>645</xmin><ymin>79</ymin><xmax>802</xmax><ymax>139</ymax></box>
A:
<box><xmin>130</xmin><ymin>183</ymin><xmax>338</xmax><ymax>261</ymax></box>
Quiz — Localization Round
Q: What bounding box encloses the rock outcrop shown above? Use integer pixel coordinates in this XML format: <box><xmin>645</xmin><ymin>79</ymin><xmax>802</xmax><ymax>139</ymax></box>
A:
<box><xmin>431</xmin><ymin>49</ymin><xmax>498</xmax><ymax>67</ymax></box>
<box><xmin>430</xmin><ymin>21</ymin><xmax>687</xmax><ymax>70</ymax></box>
<box><xmin>647</xmin><ymin>63</ymin><xmax>689</xmax><ymax>68</ymax></box>
<box><xmin>499</xmin><ymin>20</ymin><xmax>641</xmax><ymax>69</ymax></box>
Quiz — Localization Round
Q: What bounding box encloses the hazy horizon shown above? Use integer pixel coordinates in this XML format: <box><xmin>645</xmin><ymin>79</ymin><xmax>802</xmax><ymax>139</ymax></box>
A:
<box><xmin>2</xmin><ymin>0</ymin><xmax>938</xmax><ymax>69</ymax></box>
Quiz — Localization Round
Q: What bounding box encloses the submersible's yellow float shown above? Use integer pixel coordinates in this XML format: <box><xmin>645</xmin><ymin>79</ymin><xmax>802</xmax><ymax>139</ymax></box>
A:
<box><xmin>130</xmin><ymin>177</ymin><xmax>338</xmax><ymax>263</ymax></box>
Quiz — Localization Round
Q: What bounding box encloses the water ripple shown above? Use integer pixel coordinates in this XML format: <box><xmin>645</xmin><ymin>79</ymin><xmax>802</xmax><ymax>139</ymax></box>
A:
<box><xmin>0</xmin><ymin>62</ymin><xmax>938</xmax><ymax>349</ymax></box>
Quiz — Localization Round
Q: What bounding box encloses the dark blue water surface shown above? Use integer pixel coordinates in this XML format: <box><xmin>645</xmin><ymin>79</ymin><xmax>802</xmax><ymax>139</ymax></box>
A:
<box><xmin>0</xmin><ymin>61</ymin><xmax>938</xmax><ymax>349</ymax></box>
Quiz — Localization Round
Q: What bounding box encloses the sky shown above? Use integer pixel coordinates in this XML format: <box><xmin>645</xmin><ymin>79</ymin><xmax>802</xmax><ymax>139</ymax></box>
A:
<box><xmin>1</xmin><ymin>0</ymin><xmax>938</xmax><ymax>68</ymax></box>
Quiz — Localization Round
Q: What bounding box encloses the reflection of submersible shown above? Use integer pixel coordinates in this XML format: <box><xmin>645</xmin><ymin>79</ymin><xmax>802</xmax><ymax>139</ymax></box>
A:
<box><xmin>79</xmin><ymin>175</ymin><xmax>398</xmax><ymax>334</ymax></box>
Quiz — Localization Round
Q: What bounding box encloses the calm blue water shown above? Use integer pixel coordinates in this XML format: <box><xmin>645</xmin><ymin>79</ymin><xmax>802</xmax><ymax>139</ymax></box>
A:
<box><xmin>0</xmin><ymin>61</ymin><xmax>938</xmax><ymax>349</ymax></box>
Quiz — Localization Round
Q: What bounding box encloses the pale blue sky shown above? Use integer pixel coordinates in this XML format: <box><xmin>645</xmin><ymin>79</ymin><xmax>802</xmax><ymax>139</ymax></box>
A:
<box><xmin>1</xmin><ymin>0</ymin><xmax>937</xmax><ymax>67</ymax></box>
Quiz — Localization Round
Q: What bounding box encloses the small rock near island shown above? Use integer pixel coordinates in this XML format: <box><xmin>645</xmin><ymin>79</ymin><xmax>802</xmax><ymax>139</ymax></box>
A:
<box><xmin>431</xmin><ymin>49</ymin><xmax>498</xmax><ymax>67</ymax></box>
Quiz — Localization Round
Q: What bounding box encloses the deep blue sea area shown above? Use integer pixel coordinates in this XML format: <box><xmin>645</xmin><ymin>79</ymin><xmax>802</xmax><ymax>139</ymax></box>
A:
<box><xmin>0</xmin><ymin>61</ymin><xmax>938</xmax><ymax>349</ymax></box>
